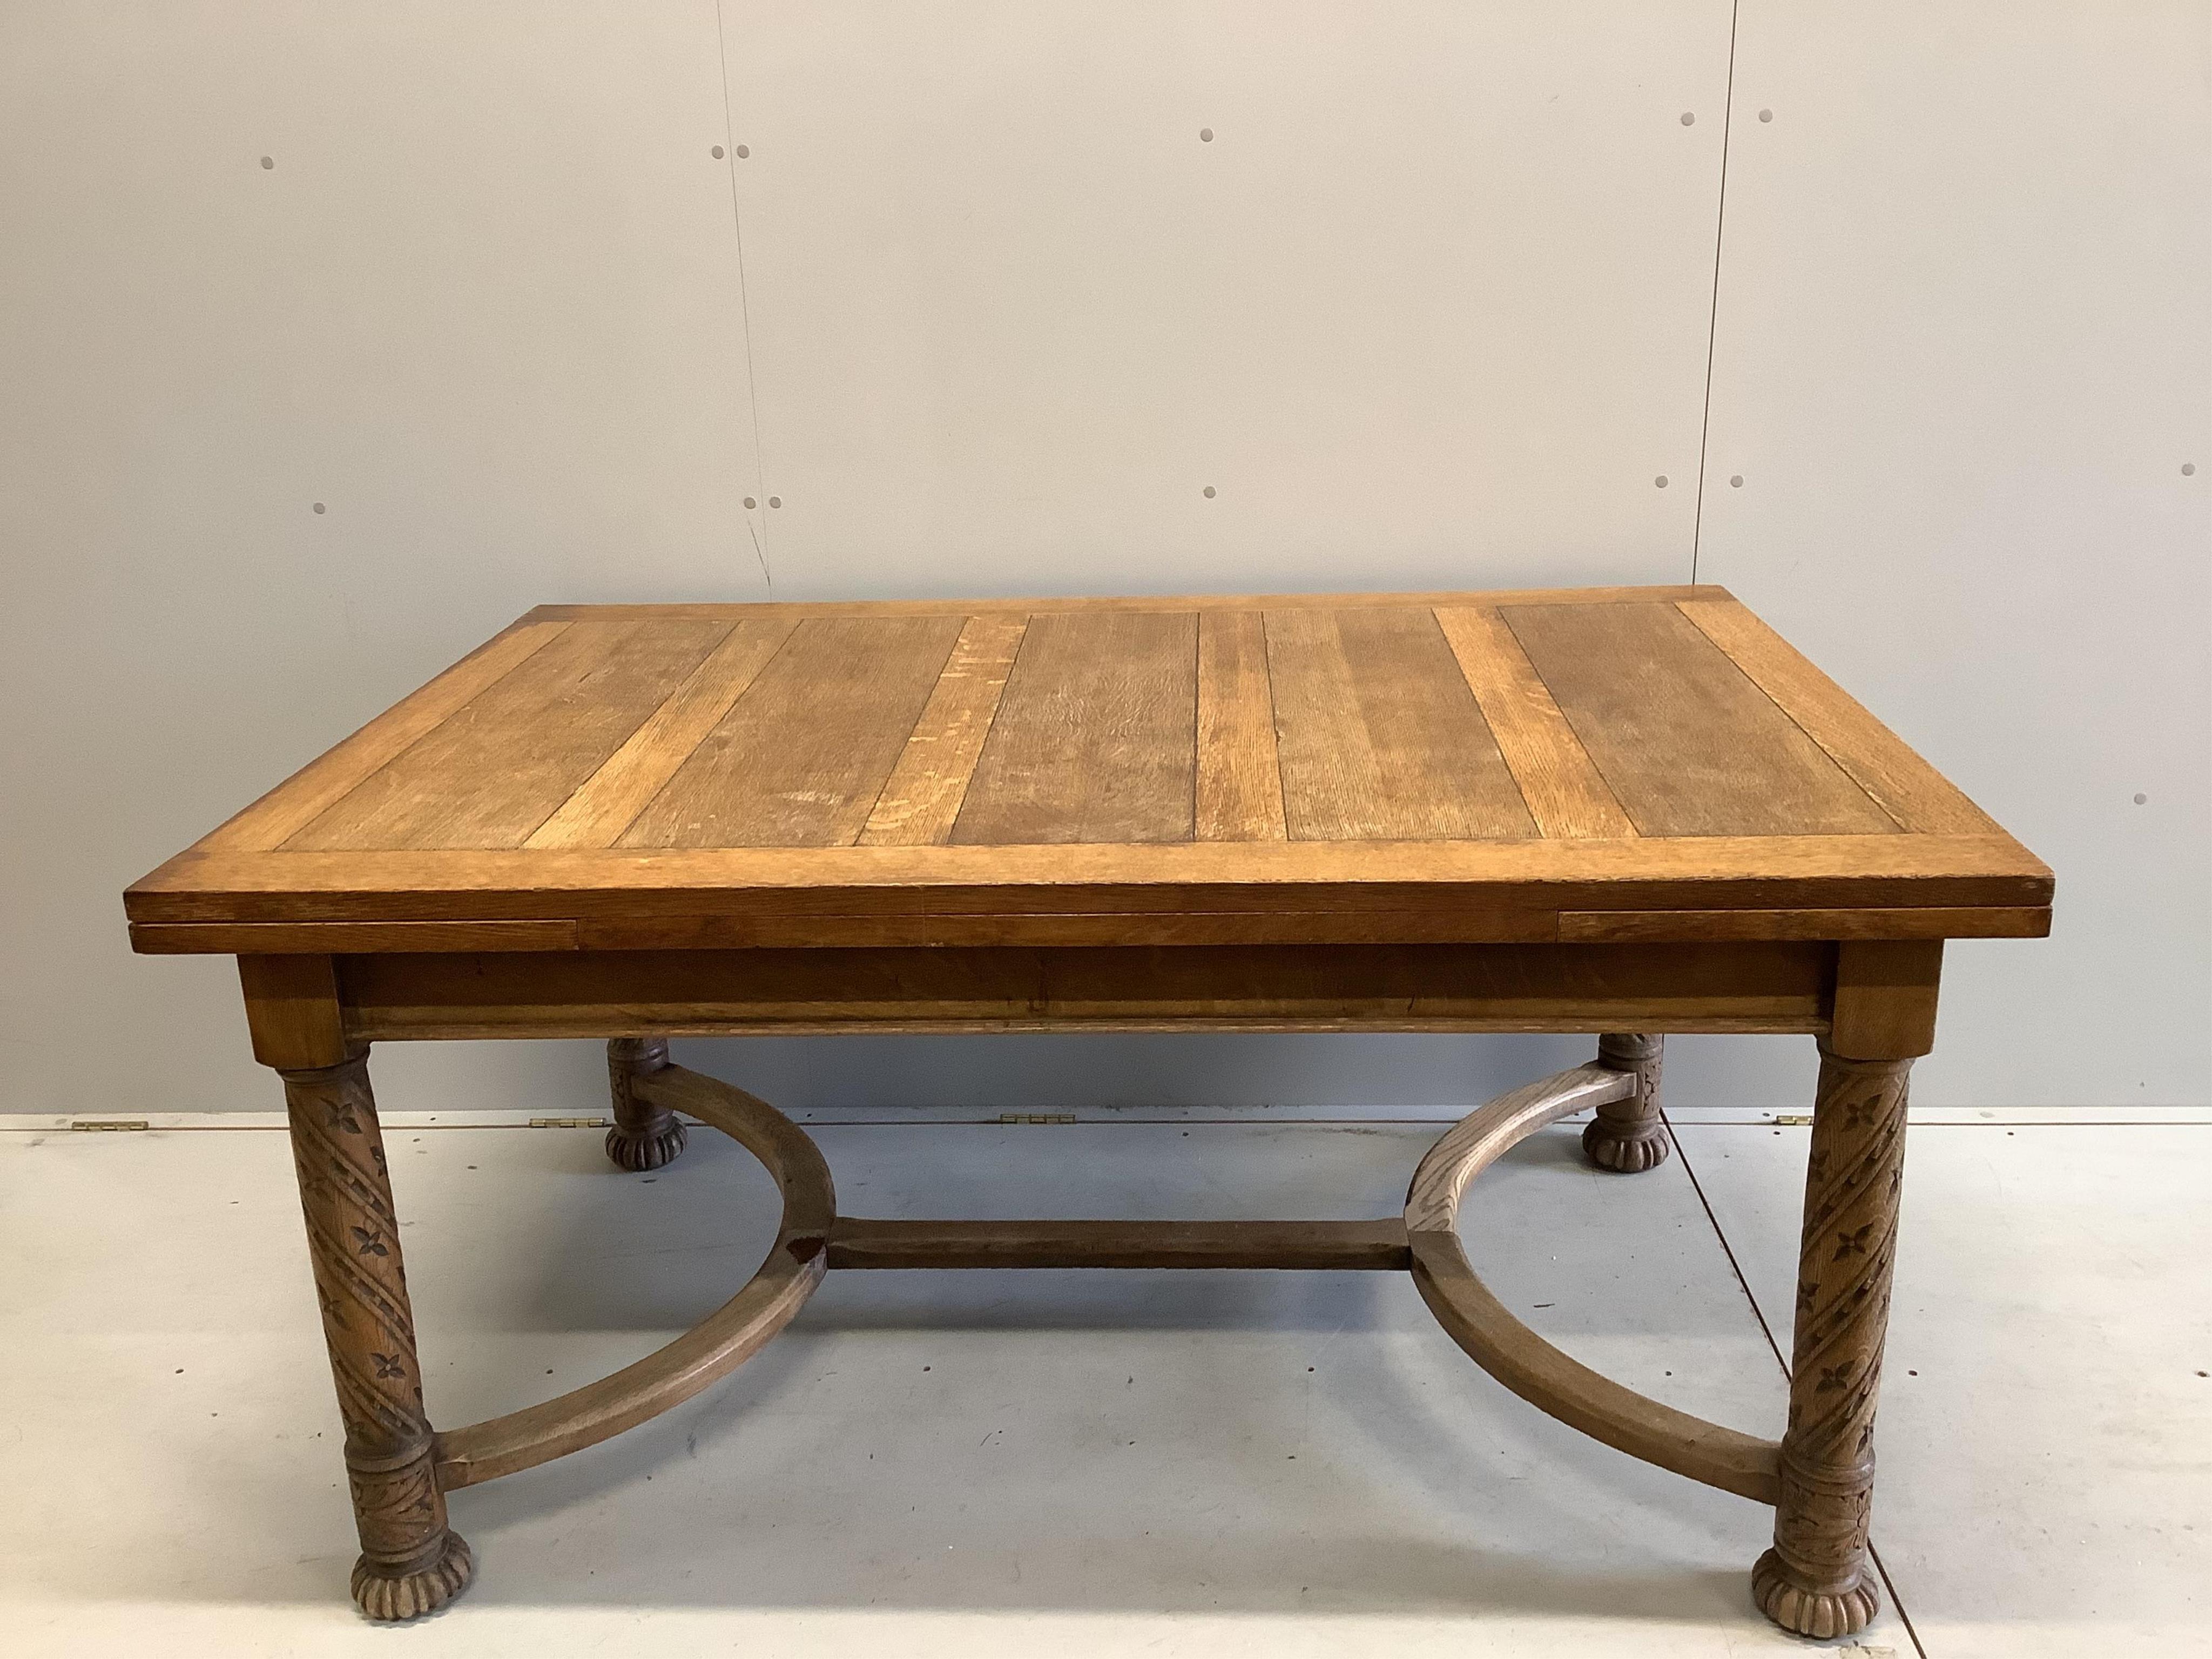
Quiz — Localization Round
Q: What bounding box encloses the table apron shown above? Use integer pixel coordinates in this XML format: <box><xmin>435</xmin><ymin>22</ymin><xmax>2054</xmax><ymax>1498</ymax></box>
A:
<box><xmin>311</xmin><ymin>940</ymin><xmax>1839</xmax><ymax>1043</ymax></box>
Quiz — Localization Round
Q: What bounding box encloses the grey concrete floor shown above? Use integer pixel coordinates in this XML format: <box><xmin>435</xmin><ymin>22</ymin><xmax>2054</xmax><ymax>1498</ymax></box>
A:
<box><xmin>3</xmin><ymin>1108</ymin><xmax>2205</xmax><ymax>1657</ymax></box>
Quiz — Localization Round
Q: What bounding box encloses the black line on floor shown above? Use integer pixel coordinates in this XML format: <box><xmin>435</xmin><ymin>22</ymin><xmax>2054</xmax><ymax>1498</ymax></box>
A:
<box><xmin>1664</xmin><ymin>1107</ymin><xmax>1784</xmax><ymax>1370</ymax></box>
<box><xmin>1666</xmin><ymin>1111</ymin><xmax>1931</xmax><ymax>1659</ymax></box>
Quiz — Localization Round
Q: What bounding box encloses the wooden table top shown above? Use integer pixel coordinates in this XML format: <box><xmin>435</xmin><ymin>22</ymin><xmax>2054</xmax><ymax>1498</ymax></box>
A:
<box><xmin>126</xmin><ymin>586</ymin><xmax>2051</xmax><ymax>954</ymax></box>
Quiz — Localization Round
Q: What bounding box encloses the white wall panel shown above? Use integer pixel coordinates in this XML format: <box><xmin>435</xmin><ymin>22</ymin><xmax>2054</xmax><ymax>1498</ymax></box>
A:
<box><xmin>0</xmin><ymin>3</ymin><xmax>764</xmax><ymax>1116</ymax></box>
<box><xmin>1678</xmin><ymin>0</ymin><xmax>2211</xmax><ymax>1107</ymax></box>
<box><xmin>4</xmin><ymin>3</ymin><xmax>2202</xmax><ymax>1120</ymax></box>
<box><xmin>719</xmin><ymin>0</ymin><xmax>1731</xmax><ymax>597</ymax></box>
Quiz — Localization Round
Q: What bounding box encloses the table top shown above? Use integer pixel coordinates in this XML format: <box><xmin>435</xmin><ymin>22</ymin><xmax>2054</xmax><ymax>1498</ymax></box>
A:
<box><xmin>126</xmin><ymin>586</ymin><xmax>2051</xmax><ymax>953</ymax></box>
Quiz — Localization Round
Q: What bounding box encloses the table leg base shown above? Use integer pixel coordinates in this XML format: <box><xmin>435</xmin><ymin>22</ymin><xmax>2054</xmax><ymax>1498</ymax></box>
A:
<box><xmin>604</xmin><ymin>1118</ymin><xmax>687</xmax><ymax>1173</ymax></box>
<box><xmin>373</xmin><ymin>1046</ymin><xmax>1904</xmax><ymax>1639</ymax></box>
<box><xmin>1750</xmin><ymin>1548</ymin><xmax>1880</xmax><ymax>1640</ymax></box>
<box><xmin>352</xmin><ymin>1528</ymin><xmax>474</xmax><ymax>1622</ymax></box>
<box><xmin>605</xmin><ymin>1037</ymin><xmax>686</xmax><ymax>1172</ymax></box>
<box><xmin>1583</xmin><ymin>1032</ymin><xmax>1670</xmax><ymax>1174</ymax></box>
<box><xmin>1579</xmin><ymin>1117</ymin><xmax>1671</xmax><ymax>1174</ymax></box>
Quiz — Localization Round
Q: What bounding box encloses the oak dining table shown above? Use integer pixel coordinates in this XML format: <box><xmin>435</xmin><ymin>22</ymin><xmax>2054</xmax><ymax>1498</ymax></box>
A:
<box><xmin>124</xmin><ymin>584</ymin><xmax>2051</xmax><ymax>1637</ymax></box>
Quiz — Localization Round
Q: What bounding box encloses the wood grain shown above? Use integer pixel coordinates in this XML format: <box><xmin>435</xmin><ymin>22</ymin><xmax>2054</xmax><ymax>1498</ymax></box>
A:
<box><xmin>431</xmin><ymin>1064</ymin><xmax>832</xmax><ymax>1491</ymax></box>
<box><xmin>952</xmin><ymin>610</ymin><xmax>1199</xmax><ymax>845</ymax></box>
<box><xmin>127</xmin><ymin>590</ymin><xmax>2049</xmax><ymax>954</ymax></box>
<box><xmin>1406</xmin><ymin>1063</ymin><xmax>1781</xmax><ymax>1503</ymax></box>
<box><xmin>1583</xmin><ymin>1031</ymin><xmax>1670</xmax><ymax>1173</ymax></box>
<box><xmin>1196</xmin><ymin>610</ymin><xmax>1287</xmax><ymax>841</ymax></box>
<box><xmin>129</xmin><ymin>833</ymin><xmax>2053</xmax><ymax>940</ymax></box>
<box><xmin>1754</xmin><ymin>1046</ymin><xmax>1912</xmax><ymax>1637</ymax></box>
<box><xmin>1265</xmin><ymin>608</ymin><xmax>1537</xmax><ymax>842</ymax></box>
<box><xmin>524</xmin><ymin>617</ymin><xmax>799</xmax><ymax>849</ymax></box>
<box><xmin>603</xmin><ymin>1037</ymin><xmax>684</xmax><ymax>1172</ymax></box>
<box><xmin>1435</xmin><ymin>605</ymin><xmax>1636</xmax><ymax>838</ymax></box>
<box><xmin>1557</xmin><ymin>907</ymin><xmax>2045</xmax><ymax>942</ymax></box>
<box><xmin>826</xmin><ymin>1217</ymin><xmax>1408</xmax><ymax>1271</ymax></box>
<box><xmin>280</xmin><ymin>1053</ymin><xmax>473</xmax><ymax>1618</ymax></box>
<box><xmin>1677</xmin><ymin>598</ymin><xmax>1999</xmax><ymax>835</ymax></box>
<box><xmin>618</xmin><ymin>614</ymin><xmax>965</xmax><ymax>849</ymax></box>
<box><xmin>201</xmin><ymin>617</ymin><xmax>570</xmax><ymax>852</ymax></box>
<box><xmin>146</xmin><ymin>584</ymin><xmax>2051</xmax><ymax>1630</ymax></box>
<box><xmin>239</xmin><ymin>953</ymin><xmax>347</xmax><ymax>1070</ymax></box>
<box><xmin>335</xmin><ymin>941</ymin><xmax>1834</xmax><ymax>1040</ymax></box>
<box><xmin>1505</xmin><ymin>602</ymin><xmax>1898</xmax><ymax>838</ymax></box>
<box><xmin>858</xmin><ymin>613</ymin><xmax>1028</xmax><ymax>846</ymax></box>
<box><xmin>143</xmin><ymin>920</ymin><xmax>583</xmax><ymax>954</ymax></box>
<box><xmin>1827</xmin><ymin>939</ymin><xmax>1944</xmax><ymax>1060</ymax></box>
<box><xmin>286</xmin><ymin>615</ymin><xmax>731</xmax><ymax>851</ymax></box>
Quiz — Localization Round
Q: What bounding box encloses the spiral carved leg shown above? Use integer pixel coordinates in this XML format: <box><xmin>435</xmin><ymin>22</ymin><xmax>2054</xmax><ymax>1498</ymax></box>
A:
<box><xmin>605</xmin><ymin>1036</ymin><xmax>686</xmax><ymax>1172</ymax></box>
<box><xmin>1752</xmin><ymin>1043</ymin><xmax>1911</xmax><ymax>1639</ymax></box>
<box><xmin>1582</xmin><ymin>1033</ymin><xmax>1670</xmax><ymax>1174</ymax></box>
<box><xmin>282</xmin><ymin>1054</ymin><xmax>474</xmax><ymax>1620</ymax></box>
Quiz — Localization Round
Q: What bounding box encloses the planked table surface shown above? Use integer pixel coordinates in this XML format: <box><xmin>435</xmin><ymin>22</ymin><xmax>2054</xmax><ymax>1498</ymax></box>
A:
<box><xmin>124</xmin><ymin>586</ymin><xmax>2051</xmax><ymax>955</ymax></box>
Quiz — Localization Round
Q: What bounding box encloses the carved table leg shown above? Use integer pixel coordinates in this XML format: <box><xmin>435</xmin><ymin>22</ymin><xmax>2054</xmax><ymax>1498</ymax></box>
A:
<box><xmin>1582</xmin><ymin>1033</ymin><xmax>1670</xmax><ymax>1173</ymax></box>
<box><xmin>1752</xmin><ymin>1041</ymin><xmax>1912</xmax><ymax>1638</ymax></box>
<box><xmin>283</xmin><ymin>1053</ymin><xmax>474</xmax><ymax>1620</ymax></box>
<box><xmin>605</xmin><ymin>1036</ymin><xmax>686</xmax><ymax>1172</ymax></box>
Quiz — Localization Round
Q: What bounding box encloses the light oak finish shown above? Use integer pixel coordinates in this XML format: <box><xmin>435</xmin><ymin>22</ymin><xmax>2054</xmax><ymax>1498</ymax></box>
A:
<box><xmin>237</xmin><ymin>952</ymin><xmax>347</xmax><ymax>1070</ymax></box>
<box><xmin>1676</xmin><ymin>598</ymin><xmax>1997</xmax><ymax>835</ymax></box>
<box><xmin>331</xmin><ymin>941</ymin><xmax>1834</xmax><ymax>1041</ymax></box>
<box><xmin>1557</xmin><ymin>905</ymin><xmax>2045</xmax><ymax>942</ymax></box>
<box><xmin>280</xmin><ymin>1051</ymin><xmax>474</xmax><ymax>1618</ymax></box>
<box><xmin>1753</xmin><ymin>1044</ymin><xmax>1914</xmax><ymax>1638</ymax></box>
<box><xmin>132</xmin><ymin>586</ymin><xmax>2048</xmax><ymax>1633</ymax></box>
<box><xmin>1264</xmin><ymin>606</ymin><xmax>1536</xmax><ymax>842</ymax></box>
<box><xmin>127</xmin><ymin>833</ymin><xmax>2048</xmax><ymax>952</ymax></box>
<box><xmin>1504</xmin><ymin>602</ymin><xmax>1899</xmax><ymax>838</ymax></box>
<box><xmin>287</xmin><ymin>615</ymin><xmax>732</xmax><ymax>851</ymax></box>
<box><xmin>827</xmin><ymin>1217</ymin><xmax>1409</xmax><ymax>1272</ymax></box>
<box><xmin>859</xmin><ymin>613</ymin><xmax>1029</xmax><ymax>846</ymax></box>
<box><xmin>1435</xmin><ymin>605</ymin><xmax>1637</xmax><ymax>839</ymax></box>
<box><xmin>200</xmin><ymin>617</ymin><xmax>571</xmax><ymax>853</ymax></box>
<box><xmin>953</xmin><ymin>609</ymin><xmax>1200</xmax><ymax>845</ymax></box>
<box><xmin>620</xmin><ymin>613</ymin><xmax>965</xmax><ymax>849</ymax></box>
<box><xmin>127</xmin><ymin>587</ymin><xmax>2050</xmax><ymax>950</ymax></box>
<box><xmin>1405</xmin><ymin>1061</ymin><xmax>1781</xmax><ymax>1504</ymax></box>
<box><xmin>1828</xmin><ymin>938</ymin><xmax>1946</xmax><ymax>1060</ymax></box>
<box><xmin>524</xmin><ymin>617</ymin><xmax>799</xmax><ymax>849</ymax></box>
<box><xmin>1582</xmin><ymin>1031</ymin><xmax>1670</xmax><ymax>1173</ymax></box>
<box><xmin>433</xmin><ymin>1062</ymin><xmax>833</xmax><ymax>1491</ymax></box>
<box><xmin>1196</xmin><ymin>610</ymin><xmax>1289</xmax><ymax>841</ymax></box>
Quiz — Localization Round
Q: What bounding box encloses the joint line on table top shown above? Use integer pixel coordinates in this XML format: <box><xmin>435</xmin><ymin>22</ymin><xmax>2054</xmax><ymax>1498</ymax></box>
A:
<box><xmin>522</xmin><ymin>615</ymin><xmax>801</xmax><ymax>851</ymax></box>
<box><xmin>1674</xmin><ymin>599</ymin><xmax>1994</xmax><ymax>836</ymax></box>
<box><xmin>1673</xmin><ymin>601</ymin><xmax>1906</xmax><ymax>835</ymax></box>
<box><xmin>205</xmin><ymin>616</ymin><xmax>575</xmax><ymax>854</ymax></box>
<box><xmin>854</xmin><ymin>615</ymin><xmax>1014</xmax><ymax>846</ymax></box>
<box><xmin>162</xmin><ymin>592</ymin><xmax>2038</xmax><ymax>896</ymax></box>
<box><xmin>1435</xmin><ymin>605</ymin><xmax>1636</xmax><ymax>841</ymax></box>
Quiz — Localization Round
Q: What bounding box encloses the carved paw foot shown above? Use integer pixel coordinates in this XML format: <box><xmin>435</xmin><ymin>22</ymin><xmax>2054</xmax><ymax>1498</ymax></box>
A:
<box><xmin>352</xmin><ymin>1529</ymin><xmax>474</xmax><ymax>1621</ymax></box>
<box><xmin>1751</xmin><ymin>1548</ymin><xmax>1879</xmax><ymax>1640</ymax></box>
<box><xmin>1581</xmin><ymin>1118</ymin><xmax>1671</xmax><ymax>1174</ymax></box>
<box><xmin>605</xmin><ymin>1117</ymin><xmax>687</xmax><ymax>1172</ymax></box>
